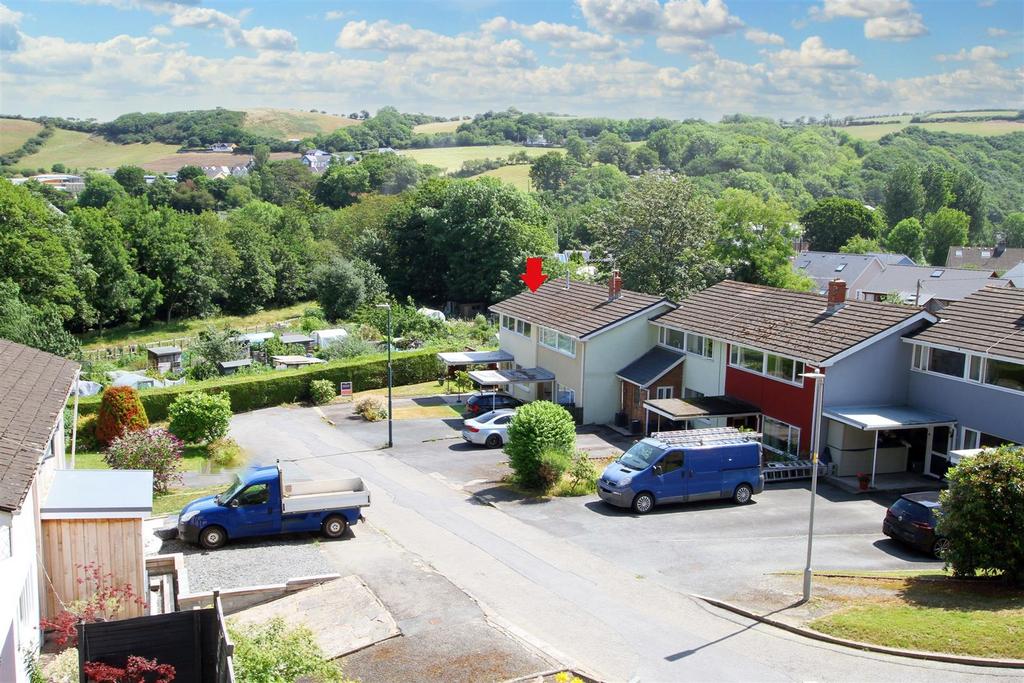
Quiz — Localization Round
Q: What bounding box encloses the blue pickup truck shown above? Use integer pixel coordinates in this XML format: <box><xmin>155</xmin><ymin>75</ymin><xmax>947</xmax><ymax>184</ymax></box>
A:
<box><xmin>176</xmin><ymin>465</ymin><xmax>371</xmax><ymax>549</ymax></box>
<box><xmin>598</xmin><ymin>427</ymin><xmax>764</xmax><ymax>514</ymax></box>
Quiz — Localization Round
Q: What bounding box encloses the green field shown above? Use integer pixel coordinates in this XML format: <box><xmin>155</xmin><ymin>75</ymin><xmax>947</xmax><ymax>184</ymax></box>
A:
<box><xmin>919</xmin><ymin>110</ymin><xmax>1019</xmax><ymax>121</ymax></box>
<box><xmin>0</xmin><ymin>119</ymin><xmax>43</xmax><ymax>154</ymax></box>
<box><xmin>18</xmin><ymin>128</ymin><xmax>179</xmax><ymax>170</ymax></box>
<box><xmin>400</xmin><ymin>145</ymin><xmax>562</xmax><ymax>172</ymax></box>
<box><xmin>78</xmin><ymin>300</ymin><xmax>314</xmax><ymax>350</ymax></box>
<box><xmin>478</xmin><ymin>164</ymin><xmax>533</xmax><ymax>190</ymax></box>
<box><xmin>412</xmin><ymin>120</ymin><xmax>465</xmax><ymax>134</ymax></box>
<box><xmin>242</xmin><ymin>108</ymin><xmax>359</xmax><ymax>139</ymax></box>
<box><xmin>842</xmin><ymin>120</ymin><xmax>1024</xmax><ymax>141</ymax></box>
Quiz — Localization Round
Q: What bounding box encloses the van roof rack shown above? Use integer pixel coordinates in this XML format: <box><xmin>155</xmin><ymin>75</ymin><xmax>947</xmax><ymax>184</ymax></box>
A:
<box><xmin>651</xmin><ymin>426</ymin><xmax>762</xmax><ymax>447</ymax></box>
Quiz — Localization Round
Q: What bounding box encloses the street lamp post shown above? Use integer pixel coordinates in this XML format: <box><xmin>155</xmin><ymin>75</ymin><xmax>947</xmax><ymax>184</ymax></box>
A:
<box><xmin>376</xmin><ymin>303</ymin><xmax>393</xmax><ymax>448</ymax></box>
<box><xmin>800</xmin><ymin>370</ymin><xmax>826</xmax><ymax>603</ymax></box>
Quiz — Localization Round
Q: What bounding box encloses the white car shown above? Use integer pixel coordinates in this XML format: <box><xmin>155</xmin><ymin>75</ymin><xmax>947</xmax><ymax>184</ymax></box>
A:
<box><xmin>462</xmin><ymin>409</ymin><xmax>516</xmax><ymax>448</ymax></box>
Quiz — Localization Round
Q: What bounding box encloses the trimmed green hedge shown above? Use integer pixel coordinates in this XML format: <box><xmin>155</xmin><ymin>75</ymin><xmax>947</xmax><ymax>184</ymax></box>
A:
<box><xmin>79</xmin><ymin>349</ymin><xmax>444</xmax><ymax>421</ymax></box>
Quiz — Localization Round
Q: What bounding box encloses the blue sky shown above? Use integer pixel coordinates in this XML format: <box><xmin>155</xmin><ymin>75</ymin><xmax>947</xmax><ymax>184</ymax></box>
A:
<box><xmin>1</xmin><ymin>1</ymin><xmax>1021</xmax><ymax>120</ymax></box>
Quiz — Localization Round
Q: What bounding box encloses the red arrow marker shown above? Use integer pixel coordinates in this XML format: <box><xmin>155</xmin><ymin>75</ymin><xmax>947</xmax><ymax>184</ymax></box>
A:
<box><xmin>519</xmin><ymin>257</ymin><xmax>548</xmax><ymax>292</ymax></box>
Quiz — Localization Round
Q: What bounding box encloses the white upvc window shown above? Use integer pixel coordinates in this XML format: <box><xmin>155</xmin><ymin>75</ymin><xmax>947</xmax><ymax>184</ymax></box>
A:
<box><xmin>685</xmin><ymin>333</ymin><xmax>713</xmax><ymax>358</ymax></box>
<box><xmin>540</xmin><ymin>327</ymin><xmax>577</xmax><ymax>357</ymax></box>
<box><xmin>655</xmin><ymin>386</ymin><xmax>674</xmax><ymax>399</ymax></box>
<box><xmin>659</xmin><ymin>326</ymin><xmax>685</xmax><ymax>350</ymax></box>
<box><xmin>911</xmin><ymin>344</ymin><xmax>1024</xmax><ymax>395</ymax></box>
<box><xmin>729</xmin><ymin>345</ymin><xmax>805</xmax><ymax>384</ymax></box>
<box><xmin>501</xmin><ymin>314</ymin><xmax>532</xmax><ymax>338</ymax></box>
<box><xmin>962</xmin><ymin>428</ymin><xmax>981</xmax><ymax>450</ymax></box>
<box><xmin>762</xmin><ymin>416</ymin><xmax>801</xmax><ymax>458</ymax></box>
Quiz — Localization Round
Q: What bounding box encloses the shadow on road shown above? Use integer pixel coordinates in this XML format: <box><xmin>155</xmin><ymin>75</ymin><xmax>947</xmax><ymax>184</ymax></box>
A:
<box><xmin>583</xmin><ymin>498</ymin><xmax>759</xmax><ymax>518</ymax></box>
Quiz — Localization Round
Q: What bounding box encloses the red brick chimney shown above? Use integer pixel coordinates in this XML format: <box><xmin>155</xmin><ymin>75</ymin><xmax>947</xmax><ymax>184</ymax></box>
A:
<box><xmin>608</xmin><ymin>270</ymin><xmax>622</xmax><ymax>301</ymax></box>
<box><xmin>827</xmin><ymin>278</ymin><xmax>847</xmax><ymax>311</ymax></box>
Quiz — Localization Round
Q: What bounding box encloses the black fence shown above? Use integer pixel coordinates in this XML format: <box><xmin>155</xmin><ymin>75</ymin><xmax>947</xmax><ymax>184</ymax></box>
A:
<box><xmin>77</xmin><ymin>595</ymin><xmax>235</xmax><ymax>682</ymax></box>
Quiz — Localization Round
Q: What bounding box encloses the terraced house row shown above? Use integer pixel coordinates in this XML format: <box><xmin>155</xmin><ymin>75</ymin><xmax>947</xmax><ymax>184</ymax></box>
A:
<box><xmin>490</xmin><ymin>274</ymin><xmax>1024</xmax><ymax>489</ymax></box>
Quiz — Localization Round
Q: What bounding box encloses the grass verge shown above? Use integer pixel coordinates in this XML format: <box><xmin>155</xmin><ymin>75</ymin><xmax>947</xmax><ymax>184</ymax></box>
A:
<box><xmin>808</xmin><ymin>574</ymin><xmax>1024</xmax><ymax>658</ymax></box>
<box><xmin>354</xmin><ymin>379</ymin><xmax>446</xmax><ymax>399</ymax></box>
<box><xmin>153</xmin><ymin>485</ymin><xmax>225</xmax><ymax>516</ymax></box>
<box><xmin>73</xmin><ymin>440</ymin><xmax>245</xmax><ymax>473</ymax></box>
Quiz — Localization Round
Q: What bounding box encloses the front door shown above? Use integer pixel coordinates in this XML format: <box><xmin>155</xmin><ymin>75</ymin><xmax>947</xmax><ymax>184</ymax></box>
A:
<box><xmin>232</xmin><ymin>483</ymin><xmax>277</xmax><ymax>536</ymax></box>
<box><xmin>652</xmin><ymin>450</ymin><xmax>686</xmax><ymax>503</ymax></box>
<box><xmin>686</xmin><ymin>451</ymin><xmax>722</xmax><ymax>501</ymax></box>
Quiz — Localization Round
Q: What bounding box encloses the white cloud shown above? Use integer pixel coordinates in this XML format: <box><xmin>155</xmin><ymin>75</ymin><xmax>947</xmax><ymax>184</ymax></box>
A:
<box><xmin>150</xmin><ymin>24</ymin><xmax>172</xmax><ymax>36</ymax></box>
<box><xmin>656</xmin><ymin>35</ymin><xmax>714</xmax><ymax>56</ymax></box>
<box><xmin>810</xmin><ymin>0</ymin><xmax>927</xmax><ymax>41</ymax></box>
<box><xmin>169</xmin><ymin>6</ymin><xmax>238</xmax><ymax>30</ymax></box>
<box><xmin>239</xmin><ymin>26</ymin><xmax>298</xmax><ymax>51</ymax></box>
<box><xmin>977</xmin><ymin>0</ymin><xmax>996</xmax><ymax>7</ymax></box>
<box><xmin>579</xmin><ymin>0</ymin><xmax>743</xmax><ymax>38</ymax></box>
<box><xmin>744</xmin><ymin>28</ymin><xmax>784</xmax><ymax>45</ymax></box>
<box><xmin>987</xmin><ymin>27</ymin><xmax>1009</xmax><ymax>37</ymax></box>
<box><xmin>481</xmin><ymin>16</ymin><xmax>625</xmax><ymax>53</ymax></box>
<box><xmin>0</xmin><ymin>2</ymin><xmax>23</xmax><ymax>51</ymax></box>
<box><xmin>337</xmin><ymin>20</ymin><xmax>536</xmax><ymax>68</ymax></box>
<box><xmin>324</xmin><ymin>10</ymin><xmax>348</xmax><ymax>21</ymax></box>
<box><xmin>768</xmin><ymin>36</ymin><xmax>860</xmax><ymax>68</ymax></box>
<box><xmin>935</xmin><ymin>45</ymin><xmax>1008</xmax><ymax>62</ymax></box>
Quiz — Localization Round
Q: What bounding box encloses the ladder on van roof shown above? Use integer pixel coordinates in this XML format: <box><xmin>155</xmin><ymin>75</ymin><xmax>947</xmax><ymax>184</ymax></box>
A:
<box><xmin>651</xmin><ymin>427</ymin><xmax>762</xmax><ymax>448</ymax></box>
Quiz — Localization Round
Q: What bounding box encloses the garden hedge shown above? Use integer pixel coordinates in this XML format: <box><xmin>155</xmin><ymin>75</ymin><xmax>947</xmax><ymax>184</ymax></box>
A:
<box><xmin>78</xmin><ymin>349</ymin><xmax>445</xmax><ymax>422</ymax></box>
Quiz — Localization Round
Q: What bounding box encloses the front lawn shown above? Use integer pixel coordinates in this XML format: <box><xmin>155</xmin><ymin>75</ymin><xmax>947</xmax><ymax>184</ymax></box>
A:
<box><xmin>73</xmin><ymin>444</ymin><xmax>237</xmax><ymax>473</ymax></box>
<box><xmin>153</xmin><ymin>485</ymin><xmax>225</xmax><ymax>516</ymax></box>
<box><xmin>808</xmin><ymin>574</ymin><xmax>1024</xmax><ymax>659</ymax></box>
<box><xmin>353</xmin><ymin>379</ymin><xmax>446</xmax><ymax>399</ymax></box>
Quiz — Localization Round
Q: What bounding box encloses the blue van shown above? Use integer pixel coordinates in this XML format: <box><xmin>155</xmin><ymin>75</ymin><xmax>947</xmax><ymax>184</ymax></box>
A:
<box><xmin>598</xmin><ymin>429</ymin><xmax>764</xmax><ymax>514</ymax></box>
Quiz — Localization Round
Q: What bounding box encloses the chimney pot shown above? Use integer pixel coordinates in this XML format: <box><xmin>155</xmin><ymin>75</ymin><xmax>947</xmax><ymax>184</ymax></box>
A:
<box><xmin>827</xmin><ymin>278</ymin><xmax>847</xmax><ymax>310</ymax></box>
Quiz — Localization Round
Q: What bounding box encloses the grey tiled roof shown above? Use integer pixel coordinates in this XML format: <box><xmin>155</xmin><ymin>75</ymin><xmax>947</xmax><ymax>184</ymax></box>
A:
<box><xmin>0</xmin><ymin>340</ymin><xmax>79</xmax><ymax>511</ymax></box>
<box><xmin>945</xmin><ymin>246</ymin><xmax>1024</xmax><ymax>272</ymax></box>
<box><xmin>860</xmin><ymin>265</ymin><xmax>1011</xmax><ymax>304</ymax></box>
<box><xmin>908</xmin><ymin>287</ymin><xmax>1024</xmax><ymax>362</ymax></box>
<box><xmin>792</xmin><ymin>252</ymin><xmax>880</xmax><ymax>289</ymax></box>
<box><xmin>490</xmin><ymin>280</ymin><xmax>671</xmax><ymax>339</ymax></box>
<box><xmin>617</xmin><ymin>347</ymin><xmax>685</xmax><ymax>387</ymax></box>
<box><xmin>652</xmin><ymin>280</ymin><xmax>924</xmax><ymax>365</ymax></box>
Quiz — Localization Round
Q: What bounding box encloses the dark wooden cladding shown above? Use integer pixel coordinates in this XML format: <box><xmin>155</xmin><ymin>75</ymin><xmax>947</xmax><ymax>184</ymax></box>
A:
<box><xmin>653</xmin><ymin>280</ymin><xmax>923</xmax><ymax>364</ymax></box>
<box><xmin>909</xmin><ymin>287</ymin><xmax>1024</xmax><ymax>361</ymax></box>
<box><xmin>490</xmin><ymin>279</ymin><xmax>670</xmax><ymax>339</ymax></box>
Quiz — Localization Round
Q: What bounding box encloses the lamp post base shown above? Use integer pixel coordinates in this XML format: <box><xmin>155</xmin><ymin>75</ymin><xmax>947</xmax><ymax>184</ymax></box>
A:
<box><xmin>801</xmin><ymin>568</ymin><xmax>813</xmax><ymax>603</ymax></box>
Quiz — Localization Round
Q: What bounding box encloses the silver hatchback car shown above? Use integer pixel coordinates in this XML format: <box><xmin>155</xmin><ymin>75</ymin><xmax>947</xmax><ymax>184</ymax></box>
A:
<box><xmin>462</xmin><ymin>409</ymin><xmax>516</xmax><ymax>448</ymax></box>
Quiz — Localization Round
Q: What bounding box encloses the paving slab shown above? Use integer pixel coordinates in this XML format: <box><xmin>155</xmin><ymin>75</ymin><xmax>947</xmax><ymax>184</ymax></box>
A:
<box><xmin>229</xmin><ymin>575</ymin><xmax>400</xmax><ymax>659</ymax></box>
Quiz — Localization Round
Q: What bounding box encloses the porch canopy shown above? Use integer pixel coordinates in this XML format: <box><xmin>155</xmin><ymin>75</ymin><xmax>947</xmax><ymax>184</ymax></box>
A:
<box><xmin>644</xmin><ymin>395</ymin><xmax>760</xmax><ymax>433</ymax></box>
<box><xmin>823</xmin><ymin>404</ymin><xmax>956</xmax><ymax>487</ymax></box>
<box><xmin>437</xmin><ymin>350</ymin><xmax>514</xmax><ymax>368</ymax></box>
<box><xmin>617</xmin><ymin>347</ymin><xmax>685</xmax><ymax>387</ymax></box>
<box><xmin>468</xmin><ymin>367</ymin><xmax>555</xmax><ymax>387</ymax></box>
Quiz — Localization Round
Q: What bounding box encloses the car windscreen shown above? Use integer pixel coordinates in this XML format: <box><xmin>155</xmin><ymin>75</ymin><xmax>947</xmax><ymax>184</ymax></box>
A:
<box><xmin>890</xmin><ymin>497</ymin><xmax>930</xmax><ymax>522</ymax></box>
<box><xmin>217</xmin><ymin>474</ymin><xmax>245</xmax><ymax>504</ymax></box>
<box><xmin>619</xmin><ymin>441</ymin><xmax>666</xmax><ymax>470</ymax></box>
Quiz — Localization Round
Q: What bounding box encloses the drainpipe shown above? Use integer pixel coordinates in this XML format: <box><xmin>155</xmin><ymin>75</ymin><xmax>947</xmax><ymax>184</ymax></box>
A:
<box><xmin>70</xmin><ymin>369</ymin><xmax>80</xmax><ymax>470</ymax></box>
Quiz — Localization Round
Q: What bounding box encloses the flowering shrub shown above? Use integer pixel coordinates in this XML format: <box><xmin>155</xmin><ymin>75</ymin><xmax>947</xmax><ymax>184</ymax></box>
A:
<box><xmin>95</xmin><ymin>386</ymin><xmax>149</xmax><ymax>447</ymax></box>
<box><xmin>309</xmin><ymin>379</ymin><xmax>337</xmax><ymax>405</ymax></box>
<box><xmin>83</xmin><ymin>656</ymin><xmax>175</xmax><ymax>683</ymax></box>
<box><xmin>167</xmin><ymin>391</ymin><xmax>232</xmax><ymax>444</ymax></box>
<box><xmin>104</xmin><ymin>429</ymin><xmax>184</xmax><ymax>494</ymax></box>
<box><xmin>354</xmin><ymin>395</ymin><xmax>387</xmax><ymax>421</ymax></box>
<box><xmin>40</xmin><ymin>563</ymin><xmax>146</xmax><ymax>649</ymax></box>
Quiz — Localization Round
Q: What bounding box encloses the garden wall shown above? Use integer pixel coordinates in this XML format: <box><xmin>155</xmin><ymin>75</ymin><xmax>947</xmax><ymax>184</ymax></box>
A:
<box><xmin>78</xmin><ymin>349</ymin><xmax>444</xmax><ymax>421</ymax></box>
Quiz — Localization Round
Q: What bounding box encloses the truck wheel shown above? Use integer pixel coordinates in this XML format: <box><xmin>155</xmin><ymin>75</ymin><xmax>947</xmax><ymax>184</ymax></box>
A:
<box><xmin>199</xmin><ymin>525</ymin><xmax>227</xmax><ymax>550</ymax></box>
<box><xmin>485</xmin><ymin>434</ymin><xmax>502</xmax><ymax>448</ymax></box>
<box><xmin>631</xmin><ymin>492</ymin><xmax>655</xmax><ymax>514</ymax></box>
<box><xmin>322</xmin><ymin>515</ymin><xmax>348</xmax><ymax>539</ymax></box>
<box><xmin>733</xmin><ymin>484</ymin><xmax>753</xmax><ymax>505</ymax></box>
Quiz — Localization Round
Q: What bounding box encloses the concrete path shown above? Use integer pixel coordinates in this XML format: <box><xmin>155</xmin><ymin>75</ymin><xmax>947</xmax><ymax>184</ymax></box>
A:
<box><xmin>231</xmin><ymin>407</ymin><xmax>1022</xmax><ymax>682</ymax></box>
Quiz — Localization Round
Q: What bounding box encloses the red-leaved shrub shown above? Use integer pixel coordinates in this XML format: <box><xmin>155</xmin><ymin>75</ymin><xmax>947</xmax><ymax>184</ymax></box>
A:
<box><xmin>84</xmin><ymin>656</ymin><xmax>175</xmax><ymax>683</ymax></box>
<box><xmin>95</xmin><ymin>386</ymin><xmax>149</xmax><ymax>447</ymax></box>
<box><xmin>41</xmin><ymin>562</ymin><xmax>147</xmax><ymax>648</ymax></box>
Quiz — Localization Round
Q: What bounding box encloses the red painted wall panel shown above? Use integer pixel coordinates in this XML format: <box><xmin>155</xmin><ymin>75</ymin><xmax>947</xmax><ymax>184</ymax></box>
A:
<box><xmin>724</xmin><ymin>351</ymin><xmax>819</xmax><ymax>454</ymax></box>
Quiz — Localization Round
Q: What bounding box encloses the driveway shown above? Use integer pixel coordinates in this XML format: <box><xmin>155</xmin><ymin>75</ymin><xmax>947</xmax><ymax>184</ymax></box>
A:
<box><xmin>228</xmin><ymin>406</ymin><xmax>1017</xmax><ymax>682</ymax></box>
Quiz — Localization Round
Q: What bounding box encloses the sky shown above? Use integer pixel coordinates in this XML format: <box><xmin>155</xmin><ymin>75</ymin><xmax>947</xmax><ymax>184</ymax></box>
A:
<box><xmin>0</xmin><ymin>0</ymin><xmax>1022</xmax><ymax>121</ymax></box>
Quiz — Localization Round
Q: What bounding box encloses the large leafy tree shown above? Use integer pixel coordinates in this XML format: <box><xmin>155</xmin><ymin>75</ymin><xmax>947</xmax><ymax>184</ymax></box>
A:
<box><xmin>882</xmin><ymin>163</ymin><xmax>924</xmax><ymax>227</ymax></box>
<box><xmin>313</xmin><ymin>164</ymin><xmax>370</xmax><ymax>209</ymax></box>
<box><xmin>920</xmin><ymin>163</ymin><xmax>953</xmax><ymax>216</ymax></box>
<box><xmin>0</xmin><ymin>279</ymin><xmax>80</xmax><ymax>356</ymax></box>
<box><xmin>113</xmin><ymin>165</ymin><xmax>148</xmax><ymax>196</ymax></box>
<box><xmin>222</xmin><ymin>203</ymin><xmax>276</xmax><ymax>312</ymax></box>
<box><xmin>377</xmin><ymin>177</ymin><xmax>553</xmax><ymax>304</ymax></box>
<box><xmin>950</xmin><ymin>170</ymin><xmax>987</xmax><ymax>242</ymax></box>
<box><xmin>885</xmin><ymin>217</ymin><xmax>925</xmax><ymax>263</ymax></box>
<box><xmin>593</xmin><ymin>130</ymin><xmax>630</xmax><ymax>170</ymax></box>
<box><xmin>800</xmin><ymin>197</ymin><xmax>884</xmax><ymax>253</ymax></box>
<box><xmin>714</xmin><ymin>189</ymin><xmax>808</xmax><ymax>290</ymax></box>
<box><xmin>924</xmin><ymin>208</ymin><xmax>970</xmax><ymax>266</ymax></box>
<box><xmin>313</xmin><ymin>256</ymin><xmax>366</xmax><ymax>321</ymax></box>
<box><xmin>593</xmin><ymin>172</ymin><xmax>720</xmax><ymax>300</ymax></box>
<box><xmin>529</xmin><ymin>152</ymin><xmax>578</xmax><ymax>192</ymax></box>
<box><xmin>1003</xmin><ymin>212</ymin><xmax>1024</xmax><ymax>249</ymax></box>
<box><xmin>77</xmin><ymin>172</ymin><xmax>128</xmax><ymax>209</ymax></box>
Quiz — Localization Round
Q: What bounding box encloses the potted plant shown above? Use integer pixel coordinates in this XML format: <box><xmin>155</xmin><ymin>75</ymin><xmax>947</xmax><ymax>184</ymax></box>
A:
<box><xmin>857</xmin><ymin>472</ymin><xmax>871</xmax><ymax>491</ymax></box>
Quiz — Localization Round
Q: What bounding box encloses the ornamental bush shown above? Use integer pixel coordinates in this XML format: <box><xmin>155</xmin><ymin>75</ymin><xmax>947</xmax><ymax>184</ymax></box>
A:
<box><xmin>229</xmin><ymin>617</ymin><xmax>350</xmax><ymax>683</ymax></box>
<box><xmin>537</xmin><ymin>448</ymin><xmax>572</xmax><ymax>489</ymax></box>
<box><xmin>354</xmin><ymin>394</ymin><xmax>387</xmax><ymax>421</ymax></box>
<box><xmin>94</xmin><ymin>386</ymin><xmax>149</xmax><ymax>448</ymax></box>
<box><xmin>938</xmin><ymin>445</ymin><xmax>1024</xmax><ymax>582</ymax></box>
<box><xmin>505</xmin><ymin>401</ymin><xmax>576</xmax><ymax>489</ymax></box>
<box><xmin>309</xmin><ymin>379</ymin><xmax>336</xmax><ymax>405</ymax></box>
<box><xmin>104</xmin><ymin>429</ymin><xmax>184</xmax><ymax>494</ymax></box>
<box><xmin>167</xmin><ymin>391</ymin><xmax>232</xmax><ymax>444</ymax></box>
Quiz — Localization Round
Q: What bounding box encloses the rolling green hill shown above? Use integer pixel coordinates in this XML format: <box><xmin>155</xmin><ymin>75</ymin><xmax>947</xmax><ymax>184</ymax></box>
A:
<box><xmin>0</xmin><ymin>119</ymin><xmax>43</xmax><ymax>154</ymax></box>
<box><xmin>242</xmin><ymin>108</ymin><xmax>360</xmax><ymax>139</ymax></box>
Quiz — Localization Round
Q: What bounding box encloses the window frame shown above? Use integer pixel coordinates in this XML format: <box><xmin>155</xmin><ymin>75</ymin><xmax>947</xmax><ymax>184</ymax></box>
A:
<box><xmin>685</xmin><ymin>333</ymin><xmax>713</xmax><ymax>359</ymax></box>
<box><xmin>658</xmin><ymin>326</ymin><xmax>685</xmax><ymax>351</ymax></box>
<box><xmin>910</xmin><ymin>343</ymin><xmax>1024</xmax><ymax>396</ymax></box>
<box><xmin>762</xmin><ymin>416</ymin><xmax>801</xmax><ymax>458</ymax></box>
<box><xmin>539</xmin><ymin>326</ymin><xmax>577</xmax><ymax>357</ymax></box>
<box><xmin>728</xmin><ymin>344</ymin><xmax>806</xmax><ymax>386</ymax></box>
<box><xmin>655</xmin><ymin>386</ymin><xmax>674</xmax><ymax>400</ymax></box>
<box><xmin>500</xmin><ymin>314</ymin><xmax>532</xmax><ymax>338</ymax></box>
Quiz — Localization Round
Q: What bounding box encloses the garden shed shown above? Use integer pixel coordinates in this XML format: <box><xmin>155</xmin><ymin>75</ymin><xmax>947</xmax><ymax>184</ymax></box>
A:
<box><xmin>147</xmin><ymin>346</ymin><xmax>182</xmax><ymax>373</ymax></box>
<box><xmin>279</xmin><ymin>333</ymin><xmax>315</xmax><ymax>354</ymax></box>
<box><xmin>271</xmin><ymin>355</ymin><xmax>325</xmax><ymax>370</ymax></box>
<box><xmin>39</xmin><ymin>470</ymin><xmax>152</xmax><ymax>619</ymax></box>
<box><xmin>217</xmin><ymin>358</ymin><xmax>252</xmax><ymax>376</ymax></box>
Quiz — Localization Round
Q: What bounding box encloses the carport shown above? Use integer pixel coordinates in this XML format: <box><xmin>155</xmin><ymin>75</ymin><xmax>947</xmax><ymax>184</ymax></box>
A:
<box><xmin>643</xmin><ymin>396</ymin><xmax>761</xmax><ymax>435</ymax></box>
<box><xmin>468</xmin><ymin>367</ymin><xmax>556</xmax><ymax>412</ymax></box>
<box><xmin>436</xmin><ymin>350</ymin><xmax>515</xmax><ymax>393</ymax></box>
<box><xmin>823</xmin><ymin>404</ymin><xmax>957</xmax><ymax>487</ymax></box>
